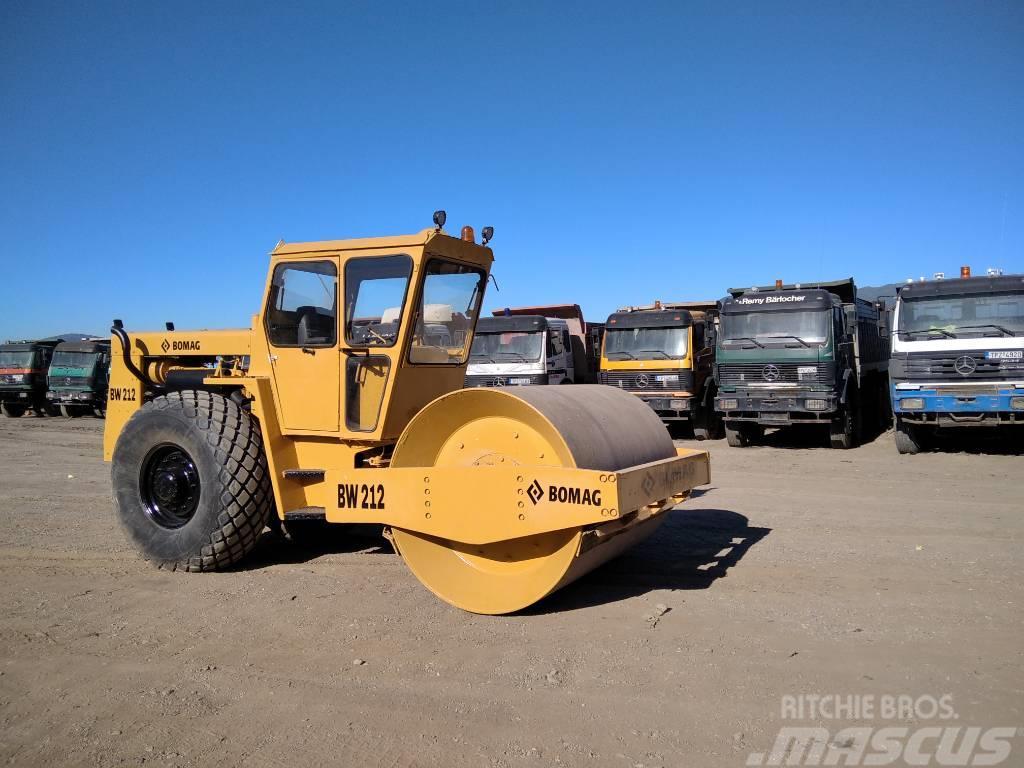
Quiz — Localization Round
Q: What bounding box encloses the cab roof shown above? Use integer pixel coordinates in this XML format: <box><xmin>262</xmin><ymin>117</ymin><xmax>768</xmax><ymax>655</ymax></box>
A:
<box><xmin>606</xmin><ymin>309</ymin><xmax>699</xmax><ymax>329</ymax></box>
<box><xmin>899</xmin><ymin>274</ymin><xmax>1024</xmax><ymax>299</ymax></box>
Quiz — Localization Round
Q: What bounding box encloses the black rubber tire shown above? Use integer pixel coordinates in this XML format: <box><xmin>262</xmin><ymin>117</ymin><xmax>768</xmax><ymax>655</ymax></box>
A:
<box><xmin>93</xmin><ymin>406</ymin><xmax>106</xmax><ymax>418</ymax></box>
<box><xmin>694</xmin><ymin>406</ymin><xmax>725</xmax><ymax>441</ymax></box>
<box><xmin>112</xmin><ymin>390</ymin><xmax>273</xmax><ymax>571</ymax></box>
<box><xmin>894</xmin><ymin>417</ymin><xmax>922</xmax><ymax>455</ymax></box>
<box><xmin>1</xmin><ymin>403</ymin><xmax>25</xmax><ymax>418</ymax></box>
<box><xmin>59</xmin><ymin>404</ymin><xmax>77</xmax><ymax>418</ymax></box>
<box><xmin>829</xmin><ymin>407</ymin><xmax>855</xmax><ymax>449</ymax></box>
<box><xmin>725</xmin><ymin>422</ymin><xmax>747</xmax><ymax>447</ymax></box>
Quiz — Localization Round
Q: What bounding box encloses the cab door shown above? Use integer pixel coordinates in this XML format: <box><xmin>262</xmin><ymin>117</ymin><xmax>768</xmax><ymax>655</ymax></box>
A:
<box><xmin>264</xmin><ymin>259</ymin><xmax>340</xmax><ymax>432</ymax></box>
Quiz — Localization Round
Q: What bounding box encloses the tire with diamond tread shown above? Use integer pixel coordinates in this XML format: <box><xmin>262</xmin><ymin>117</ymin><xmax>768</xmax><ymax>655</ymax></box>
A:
<box><xmin>112</xmin><ymin>390</ymin><xmax>272</xmax><ymax>571</ymax></box>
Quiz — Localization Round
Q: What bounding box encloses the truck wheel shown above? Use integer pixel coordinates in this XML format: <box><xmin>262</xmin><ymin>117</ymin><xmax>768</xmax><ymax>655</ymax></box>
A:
<box><xmin>725</xmin><ymin>423</ymin><xmax>748</xmax><ymax>447</ymax></box>
<box><xmin>112</xmin><ymin>390</ymin><xmax>273</xmax><ymax>571</ymax></box>
<box><xmin>93</xmin><ymin>406</ymin><xmax>106</xmax><ymax>418</ymax></box>
<box><xmin>59</xmin><ymin>404</ymin><xmax>77</xmax><ymax>418</ymax></box>
<box><xmin>894</xmin><ymin>417</ymin><xmax>923</xmax><ymax>455</ymax></box>
<box><xmin>694</xmin><ymin>408</ymin><xmax>725</xmax><ymax>441</ymax></box>
<box><xmin>1</xmin><ymin>403</ymin><xmax>26</xmax><ymax>418</ymax></box>
<box><xmin>829</xmin><ymin>407</ymin><xmax>856</xmax><ymax>449</ymax></box>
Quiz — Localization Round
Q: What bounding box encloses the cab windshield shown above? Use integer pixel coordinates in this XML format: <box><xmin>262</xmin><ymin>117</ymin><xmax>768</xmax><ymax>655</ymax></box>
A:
<box><xmin>721</xmin><ymin>310</ymin><xmax>830</xmax><ymax>347</ymax></box>
<box><xmin>604</xmin><ymin>327</ymin><xmax>688</xmax><ymax>360</ymax></box>
<box><xmin>0</xmin><ymin>351</ymin><xmax>35</xmax><ymax>368</ymax></box>
<box><xmin>470</xmin><ymin>331</ymin><xmax>545</xmax><ymax>363</ymax></box>
<box><xmin>52</xmin><ymin>351</ymin><xmax>98</xmax><ymax>368</ymax></box>
<box><xmin>898</xmin><ymin>291</ymin><xmax>1024</xmax><ymax>338</ymax></box>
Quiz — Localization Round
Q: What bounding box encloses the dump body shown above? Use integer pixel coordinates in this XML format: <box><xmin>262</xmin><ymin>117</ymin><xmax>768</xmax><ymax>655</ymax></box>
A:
<box><xmin>890</xmin><ymin>273</ymin><xmax>1024</xmax><ymax>448</ymax></box>
<box><xmin>714</xmin><ymin>279</ymin><xmax>889</xmax><ymax>446</ymax></box>
<box><xmin>102</xmin><ymin>222</ymin><xmax>710</xmax><ymax>614</ymax></box>
<box><xmin>599</xmin><ymin>302</ymin><xmax>719</xmax><ymax>429</ymax></box>
<box><xmin>47</xmin><ymin>339</ymin><xmax>111</xmax><ymax>414</ymax></box>
<box><xmin>0</xmin><ymin>340</ymin><xmax>59</xmax><ymax>416</ymax></box>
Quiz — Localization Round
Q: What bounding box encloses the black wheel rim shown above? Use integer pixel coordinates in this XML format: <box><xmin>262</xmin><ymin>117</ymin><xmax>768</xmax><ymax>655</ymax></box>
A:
<box><xmin>140</xmin><ymin>444</ymin><xmax>201</xmax><ymax>529</ymax></box>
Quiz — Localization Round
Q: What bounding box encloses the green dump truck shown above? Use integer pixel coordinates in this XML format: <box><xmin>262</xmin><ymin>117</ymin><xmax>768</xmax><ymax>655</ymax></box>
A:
<box><xmin>714</xmin><ymin>278</ymin><xmax>890</xmax><ymax>448</ymax></box>
<box><xmin>0</xmin><ymin>340</ymin><xmax>60</xmax><ymax>417</ymax></box>
<box><xmin>47</xmin><ymin>339</ymin><xmax>111</xmax><ymax>417</ymax></box>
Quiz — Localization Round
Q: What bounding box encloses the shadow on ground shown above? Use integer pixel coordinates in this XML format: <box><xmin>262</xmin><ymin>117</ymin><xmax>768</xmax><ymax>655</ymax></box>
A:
<box><xmin>525</xmin><ymin>507</ymin><xmax>771</xmax><ymax>614</ymax></box>
<box><xmin>240</xmin><ymin>523</ymin><xmax>392</xmax><ymax>569</ymax></box>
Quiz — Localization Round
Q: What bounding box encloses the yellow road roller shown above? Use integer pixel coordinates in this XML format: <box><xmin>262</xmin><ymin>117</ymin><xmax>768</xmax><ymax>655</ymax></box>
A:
<box><xmin>103</xmin><ymin>213</ymin><xmax>710</xmax><ymax>614</ymax></box>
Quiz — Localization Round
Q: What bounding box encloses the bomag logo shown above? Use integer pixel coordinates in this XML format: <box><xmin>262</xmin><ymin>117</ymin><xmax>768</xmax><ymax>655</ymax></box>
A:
<box><xmin>527</xmin><ymin>479</ymin><xmax>601</xmax><ymax>507</ymax></box>
<box><xmin>161</xmin><ymin>339</ymin><xmax>201</xmax><ymax>353</ymax></box>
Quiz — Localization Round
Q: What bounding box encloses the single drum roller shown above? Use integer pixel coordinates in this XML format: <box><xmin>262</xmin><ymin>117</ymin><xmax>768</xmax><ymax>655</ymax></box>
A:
<box><xmin>102</xmin><ymin>218</ymin><xmax>710</xmax><ymax>614</ymax></box>
<box><xmin>386</xmin><ymin>385</ymin><xmax>691</xmax><ymax>614</ymax></box>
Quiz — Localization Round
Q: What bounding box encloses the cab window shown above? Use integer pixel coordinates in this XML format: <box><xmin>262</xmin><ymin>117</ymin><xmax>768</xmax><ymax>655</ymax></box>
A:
<box><xmin>265</xmin><ymin>261</ymin><xmax>338</xmax><ymax>347</ymax></box>
<box><xmin>409</xmin><ymin>260</ymin><xmax>487</xmax><ymax>364</ymax></box>
<box><xmin>345</xmin><ymin>255</ymin><xmax>413</xmax><ymax>347</ymax></box>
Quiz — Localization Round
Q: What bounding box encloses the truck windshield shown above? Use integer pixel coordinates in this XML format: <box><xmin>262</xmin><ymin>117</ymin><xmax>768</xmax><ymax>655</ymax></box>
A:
<box><xmin>721</xmin><ymin>310</ymin><xmax>829</xmax><ymax>345</ymax></box>
<box><xmin>470</xmin><ymin>331</ymin><xmax>544</xmax><ymax>363</ymax></box>
<box><xmin>0</xmin><ymin>351</ymin><xmax>35</xmax><ymax>369</ymax></box>
<box><xmin>52</xmin><ymin>351</ymin><xmax>98</xmax><ymax>368</ymax></box>
<box><xmin>898</xmin><ymin>291</ymin><xmax>1024</xmax><ymax>338</ymax></box>
<box><xmin>604</xmin><ymin>327</ymin><xmax>688</xmax><ymax>360</ymax></box>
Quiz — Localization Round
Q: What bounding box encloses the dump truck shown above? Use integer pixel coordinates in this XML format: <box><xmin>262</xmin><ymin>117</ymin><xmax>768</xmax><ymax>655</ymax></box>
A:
<box><xmin>890</xmin><ymin>267</ymin><xmax>1024</xmax><ymax>454</ymax></box>
<box><xmin>465</xmin><ymin>304</ymin><xmax>601</xmax><ymax>387</ymax></box>
<box><xmin>0</xmin><ymin>339</ymin><xmax>60</xmax><ymax>417</ymax></box>
<box><xmin>715</xmin><ymin>278</ymin><xmax>890</xmax><ymax>449</ymax></box>
<box><xmin>102</xmin><ymin>213</ymin><xmax>710</xmax><ymax>615</ymax></box>
<box><xmin>598</xmin><ymin>302</ymin><xmax>723</xmax><ymax>439</ymax></box>
<box><xmin>47</xmin><ymin>339</ymin><xmax>111</xmax><ymax>417</ymax></box>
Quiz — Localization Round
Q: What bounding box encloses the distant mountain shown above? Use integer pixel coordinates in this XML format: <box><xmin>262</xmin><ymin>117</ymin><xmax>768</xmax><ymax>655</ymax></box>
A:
<box><xmin>858</xmin><ymin>283</ymin><xmax>904</xmax><ymax>306</ymax></box>
<box><xmin>41</xmin><ymin>332</ymin><xmax>103</xmax><ymax>342</ymax></box>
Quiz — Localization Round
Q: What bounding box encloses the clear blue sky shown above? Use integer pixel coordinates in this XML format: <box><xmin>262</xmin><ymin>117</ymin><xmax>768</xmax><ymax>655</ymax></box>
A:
<box><xmin>1</xmin><ymin>1</ymin><xmax>1022</xmax><ymax>340</ymax></box>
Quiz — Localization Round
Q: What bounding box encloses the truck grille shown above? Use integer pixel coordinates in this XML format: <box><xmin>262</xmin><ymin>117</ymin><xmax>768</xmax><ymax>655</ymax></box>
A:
<box><xmin>49</xmin><ymin>376</ymin><xmax>91</xmax><ymax>388</ymax></box>
<box><xmin>717</xmin><ymin>363</ymin><xmax>832</xmax><ymax>386</ymax></box>
<box><xmin>599</xmin><ymin>370</ymin><xmax>694</xmax><ymax>392</ymax></box>
<box><xmin>464</xmin><ymin>374</ymin><xmax>545</xmax><ymax>387</ymax></box>
<box><xmin>902</xmin><ymin>354</ymin><xmax>1024</xmax><ymax>381</ymax></box>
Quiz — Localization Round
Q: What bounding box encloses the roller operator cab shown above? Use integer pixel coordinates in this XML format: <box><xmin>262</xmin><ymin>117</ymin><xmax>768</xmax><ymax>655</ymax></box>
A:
<box><xmin>102</xmin><ymin>215</ymin><xmax>710</xmax><ymax>615</ymax></box>
<box><xmin>890</xmin><ymin>270</ymin><xmax>1024</xmax><ymax>454</ymax></box>
<box><xmin>714</xmin><ymin>279</ymin><xmax>890</xmax><ymax>449</ymax></box>
<box><xmin>0</xmin><ymin>340</ymin><xmax>60</xmax><ymax>417</ymax></box>
<box><xmin>47</xmin><ymin>339</ymin><xmax>111</xmax><ymax>417</ymax></box>
<box><xmin>599</xmin><ymin>302</ymin><xmax>723</xmax><ymax>439</ymax></box>
<box><xmin>465</xmin><ymin>315</ymin><xmax>575</xmax><ymax>387</ymax></box>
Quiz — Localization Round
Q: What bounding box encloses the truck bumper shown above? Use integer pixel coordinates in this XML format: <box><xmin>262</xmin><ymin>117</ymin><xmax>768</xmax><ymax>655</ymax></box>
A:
<box><xmin>0</xmin><ymin>389</ymin><xmax>33</xmax><ymax>404</ymax></box>
<box><xmin>715</xmin><ymin>391</ymin><xmax>838</xmax><ymax>425</ymax></box>
<box><xmin>892</xmin><ymin>384</ymin><xmax>1024</xmax><ymax>426</ymax></box>
<box><xmin>48</xmin><ymin>391</ymin><xmax>97</xmax><ymax>406</ymax></box>
<box><xmin>634</xmin><ymin>393</ymin><xmax>694</xmax><ymax>422</ymax></box>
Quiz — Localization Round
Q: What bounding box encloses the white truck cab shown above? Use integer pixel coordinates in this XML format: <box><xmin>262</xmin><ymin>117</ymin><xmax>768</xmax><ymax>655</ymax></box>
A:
<box><xmin>465</xmin><ymin>315</ymin><xmax>575</xmax><ymax>387</ymax></box>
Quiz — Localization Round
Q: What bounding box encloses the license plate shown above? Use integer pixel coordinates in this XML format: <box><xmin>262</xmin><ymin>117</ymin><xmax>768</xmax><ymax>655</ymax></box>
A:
<box><xmin>762</xmin><ymin>412</ymin><xmax>788</xmax><ymax>421</ymax></box>
<box><xmin>985</xmin><ymin>350</ymin><xmax>1023</xmax><ymax>360</ymax></box>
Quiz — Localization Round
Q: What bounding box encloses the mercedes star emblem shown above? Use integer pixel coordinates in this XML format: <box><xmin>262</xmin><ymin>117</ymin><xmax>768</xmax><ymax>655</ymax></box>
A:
<box><xmin>954</xmin><ymin>356</ymin><xmax>977</xmax><ymax>376</ymax></box>
<box><xmin>762</xmin><ymin>364</ymin><xmax>781</xmax><ymax>382</ymax></box>
<box><xmin>635</xmin><ymin>373</ymin><xmax>650</xmax><ymax>389</ymax></box>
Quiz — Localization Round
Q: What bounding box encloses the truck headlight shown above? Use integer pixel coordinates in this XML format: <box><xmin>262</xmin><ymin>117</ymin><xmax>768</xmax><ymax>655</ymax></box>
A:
<box><xmin>719</xmin><ymin>398</ymin><xmax>738</xmax><ymax>410</ymax></box>
<box><xmin>670</xmin><ymin>399</ymin><xmax>689</xmax><ymax>410</ymax></box>
<box><xmin>1011</xmin><ymin>397</ymin><xmax>1024</xmax><ymax>410</ymax></box>
<box><xmin>900</xmin><ymin>398</ymin><xmax>925</xmax><ymax>410</ymax></box>
<box><xmin>805</xmin><ymin>399</ymin><xmax>828</xmax><ymax>411</ymax></box>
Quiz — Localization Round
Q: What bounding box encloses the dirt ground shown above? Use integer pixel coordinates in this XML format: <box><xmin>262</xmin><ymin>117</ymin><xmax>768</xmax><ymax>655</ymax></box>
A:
<box><xmin>0</xmin><ymin>416</ymin><xmax>1021</xmax><ymax>768</ymax></box>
